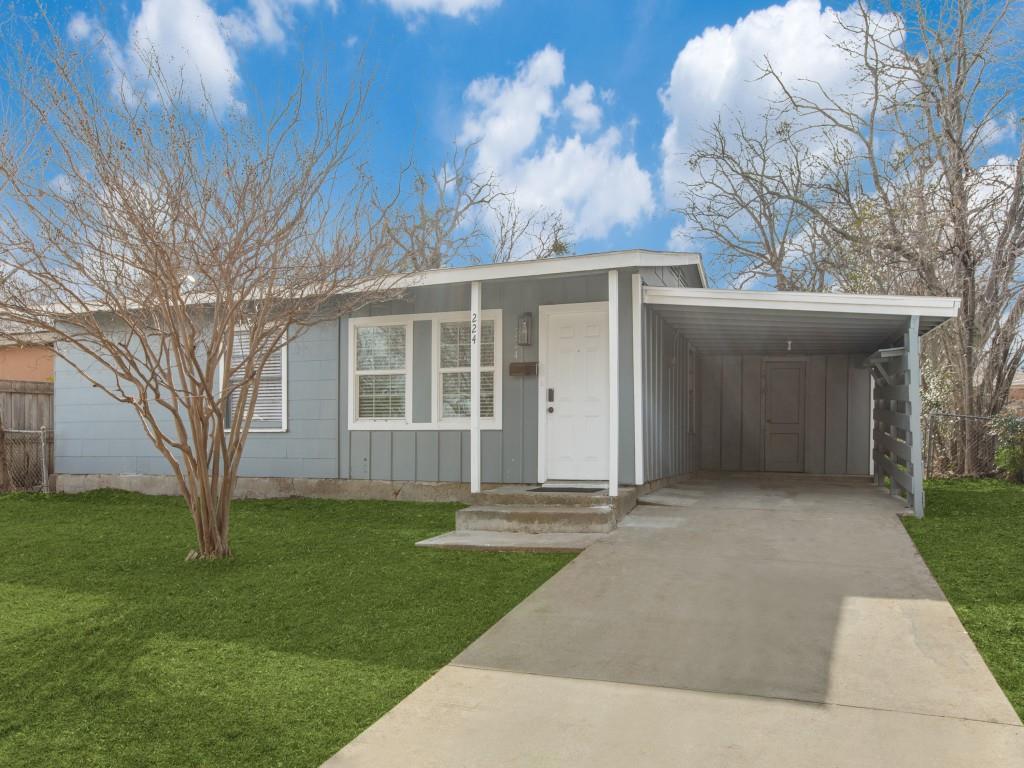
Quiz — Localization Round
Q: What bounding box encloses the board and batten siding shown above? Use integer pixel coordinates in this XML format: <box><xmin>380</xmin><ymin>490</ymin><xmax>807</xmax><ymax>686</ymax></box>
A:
<box><xmin>341</xmin><ymin>272</ymin><xmax>639</xmax><ymax>485</ymax></box>
<box><xmin>55</xmin><ymin>270</ymin><xmax>642</xmax><ymax>486</ymax></box>
<box><xmin>698</xmin><ymin>353</ymin><xmax>871</xmax><ymax>475</ymax></box>
<box><xmin>55</xmin><ymin>322</ymin><xmax>340</xmax><ymax>478</ymax></box>
<box><xmin>641</xmin><ymin>307</ymin><xmax>690</xmax><ymax>483</ymax></box>
<box><xmin>638</xmin><ymin>265</ymin><xmax>695</xmax><ymax>484</ymax></box>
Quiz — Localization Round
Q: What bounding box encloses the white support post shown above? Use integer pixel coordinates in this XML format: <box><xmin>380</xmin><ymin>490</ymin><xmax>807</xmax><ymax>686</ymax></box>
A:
<box><xmin>906</xmin><ymin>315</ymin><xmax>924</xmax><ymax>517</ymax></box>
<box><xmin>868</xmin><ymin>373</ymin><xmax>875</xmax><ymax>479</ymax></box>
<box><xmin>470</xmin><ymin>281</ymin><xmax>482</xmax><ymax>494</ymax></box>
<box><xmin>608</xmin><ymin>270</ymin><xmax>619</xmax><ymax>498</ymax></box>
<box><xmin>631</xmin><ymin>273</ymin><xmax>644</xmax><ymax>487</ymax></box>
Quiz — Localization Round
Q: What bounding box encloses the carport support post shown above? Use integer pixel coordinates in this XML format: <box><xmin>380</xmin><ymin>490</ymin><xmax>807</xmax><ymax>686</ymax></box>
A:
<box><xmin>470</xmin><ymin>280</ymin><xmax>481</xmax><ymax>495</ymax></box>
<box><xmin>906</xmin><ymin>315</ymin><xmax>924</xmax><ymax>517</ymax></box>
<box><xmin>631</xmin><ymin>273</ymin><xmax>644</xmax><ymax>487</ymax></box>
<box><xmin>608</xmin><ymin>269</ymin><xmax>619</xmax><ymax>498</ymax></box>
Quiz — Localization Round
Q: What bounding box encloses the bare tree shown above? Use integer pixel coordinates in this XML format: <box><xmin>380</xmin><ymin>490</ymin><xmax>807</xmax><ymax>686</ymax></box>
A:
<box><xmin>381</xmin><ymin>144</ymin><xmax>573</xmax><ymax>269</ymax></box>
<box><xmin>0</xmin><ymin>16</ymin><xmax>403</xmax><ymax>558</ymax></box>
<box><xmin>676</xmin><ymin>0</ymin><xmax>1024</xmax><ymax>472</ymax></box>
<box><xmin>771</xmin><ymin>0</ymin><xmax>1024</xmax><ymax>471</ymax></box>
<box><xmin>679</xmin><ymin>113</ymin><xmax>842</xmax><ymax>290</ymax></box>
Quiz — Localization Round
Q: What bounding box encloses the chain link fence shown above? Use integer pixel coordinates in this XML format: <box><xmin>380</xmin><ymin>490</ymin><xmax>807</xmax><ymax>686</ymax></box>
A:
<box><xmin>0</xmin><ymin>427</ymin><xmax>52</xmax><ymax>492</ymax></box>
<box><xmin>924</xmin><ymin>412</ymin><xmax>1022</xmax><ymax>479</ymax></box>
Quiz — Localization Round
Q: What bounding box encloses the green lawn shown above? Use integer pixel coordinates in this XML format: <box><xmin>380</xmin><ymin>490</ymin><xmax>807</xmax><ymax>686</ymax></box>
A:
<box><xmin>0</xmin><ymin>490</ymin><xmax>574</xmax><ymax>767</ymax></box>
<box><xmin>903</xmin><ymin>479</ymin><xmax>1024</xmax><ymax>719</ymax></box>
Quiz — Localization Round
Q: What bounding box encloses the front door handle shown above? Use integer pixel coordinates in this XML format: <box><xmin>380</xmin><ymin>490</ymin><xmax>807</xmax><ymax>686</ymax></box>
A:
<box><xmin>547</xmin><ymin>388</ymin><xmax>555</xmax><ymax>403</ymax></box>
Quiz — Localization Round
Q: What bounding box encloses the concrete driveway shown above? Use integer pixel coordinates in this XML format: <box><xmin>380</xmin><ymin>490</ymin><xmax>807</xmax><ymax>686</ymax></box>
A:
<box><xmin>324</xmin><ymin>474</ymin><xmax>1023</xmax><ymax>767</ymax></box>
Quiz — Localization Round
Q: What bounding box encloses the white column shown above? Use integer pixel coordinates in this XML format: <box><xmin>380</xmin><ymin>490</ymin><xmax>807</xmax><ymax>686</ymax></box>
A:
<box><xmin>608</xmin><ymin>270</ymin><xmax>619</xmax><ymax>497</ymax></box>
<box><xmin>631</xmin><ymin>273</ymin><xmax>644</xmax><ymax>487</ymax></box>
<box><xmin>868</xmin><ymin>372</ymin><xmax>875</xmax><ymax>479</ymax></box>
<box><xmin>906</xmin><ymin>315</ymin><xmax>924</xmax><ymax>517</ymax></box>
<box><xmin>470</xmin><ymin>280</ymin><xmax>482</xmax><ymax>494</ymax></box>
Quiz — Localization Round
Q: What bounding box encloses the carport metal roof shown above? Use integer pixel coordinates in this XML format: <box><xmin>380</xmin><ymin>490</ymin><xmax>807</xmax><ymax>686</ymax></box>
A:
<box><xmin>643</xmin><ymin>286</ymin><xmax>960</xmax><ymax>356</ymax></box>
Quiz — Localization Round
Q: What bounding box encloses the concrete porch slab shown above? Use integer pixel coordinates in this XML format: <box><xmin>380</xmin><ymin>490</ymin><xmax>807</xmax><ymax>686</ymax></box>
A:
<box><xmin>415</xmin><ymin>530</ymin><xmax>604</xmax><ymax>552</ymax></box>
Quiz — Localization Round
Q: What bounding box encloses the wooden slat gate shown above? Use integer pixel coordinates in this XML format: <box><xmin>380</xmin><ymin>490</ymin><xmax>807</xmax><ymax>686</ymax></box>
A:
<box><xmin>0</xmin><ymin>380</ymin><xmax>54</xmax><ymax>491</ymax></box>
<box><xmin>0</xmin><ymin>380</ymin><xmax>54</xmax><ymax>429</ymax></box>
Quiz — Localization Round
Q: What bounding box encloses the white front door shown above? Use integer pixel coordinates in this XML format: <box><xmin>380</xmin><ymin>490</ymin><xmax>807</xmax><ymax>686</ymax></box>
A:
<box><xmin>540</xmin><ymin>303</ymin><xmax>609</xmax><ymax>481</ymax></box>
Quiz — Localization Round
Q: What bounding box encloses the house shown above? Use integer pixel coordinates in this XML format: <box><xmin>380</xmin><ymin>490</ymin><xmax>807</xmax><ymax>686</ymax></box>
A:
<box><xmin>0</xmin><ymin>336</ymin><xmax>54</xmax><ymax>383</ymax></box>
<box><xmin>1011</xmin><ymin>371</ymin><xmax>1024</xmax><ymax>402</ymax></box>
<box><xmin>1006</xmin><ymin>370</ymin><xmax>1024</xmax><ymax>417</ymax></box>
<box><xmin>53</xmin><ymin>249</ymin><xmax>959</xmax><ymax>518</ymax></box>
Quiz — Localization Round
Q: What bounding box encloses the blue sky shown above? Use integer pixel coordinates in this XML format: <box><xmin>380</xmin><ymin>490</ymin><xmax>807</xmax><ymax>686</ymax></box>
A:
<box><xmin>53</xmin><ymin>0</ymin><xmax>941</xmax><ymax>266</ymax></box>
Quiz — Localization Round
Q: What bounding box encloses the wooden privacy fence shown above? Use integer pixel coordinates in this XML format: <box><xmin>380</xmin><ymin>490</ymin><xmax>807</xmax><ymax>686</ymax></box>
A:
<box><xmin>0</xmin><ymin>380</ymin><xmax>54</xmax><ymax>492</ymax></box>
<box><xmin>0</xmin><ymin>379</ymin><xmax>54</xmax><ymax>430</ymax></box>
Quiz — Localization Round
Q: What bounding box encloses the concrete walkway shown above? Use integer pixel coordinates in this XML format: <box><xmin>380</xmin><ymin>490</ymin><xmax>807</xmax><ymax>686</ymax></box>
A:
<box><xmin>323</xmin><ymin>474</ymin><xmax>1023</xmax><ymax>767</ymax></box>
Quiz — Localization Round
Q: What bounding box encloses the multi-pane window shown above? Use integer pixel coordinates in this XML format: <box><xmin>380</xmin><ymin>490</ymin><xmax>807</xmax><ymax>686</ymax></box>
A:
<box><xmin>226</xmin><ymin>329</ymin><xmax>287</xmax><ymax>432</ymax></box>
<box><xmin>354</xmin><ymin>323</ymin><xmax>408</xmax><ymax>420</ymax></box>
<box><xmin>348</xmin><ymin>312</ymin><xmax>501</xmax><ymax>429</ymax></box>
<box><xmin>438</xmin><ymin>319</ymin><xmax>496</xmax><ymax>420</ymax></box>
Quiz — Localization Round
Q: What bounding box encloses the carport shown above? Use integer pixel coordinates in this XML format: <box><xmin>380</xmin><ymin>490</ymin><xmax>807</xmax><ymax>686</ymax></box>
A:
<box><xmin>639</xmin><ymin>286</ymin><xmax>960</xmax><ymax>516</ymax></box>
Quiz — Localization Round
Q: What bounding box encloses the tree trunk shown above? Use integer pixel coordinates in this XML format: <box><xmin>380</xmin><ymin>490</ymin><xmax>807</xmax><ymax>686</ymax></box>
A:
<box><xmin>184</xmin><ymin>471</ymin><xmax>238</xmax><ymax>560</ymax></box>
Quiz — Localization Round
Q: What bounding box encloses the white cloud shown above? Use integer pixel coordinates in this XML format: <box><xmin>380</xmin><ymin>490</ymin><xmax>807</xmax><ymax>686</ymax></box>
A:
<box><xmin>68</xmin><ymin>0</ymin><xmax>335</xmax><ymax>113</ymax></box>
<box><xmin>379</xmin><ymin>0</ymin><xmax>501</xmax><ymax>19</ymax></box>
<box><xmin>659</xmin><ymin>0</ymin><xmax>899</xmax><ymax>203</ymax></box>
<box><xmin>223</xmin><ymin>0</ymin><xmax>336</xmax><ymax>46</ymax></box>
<box><xmin>459</xmin><ymin>46</ymin><xmax>654</xmax><ymax>242</ymax></box>
<box><xmin>460</xmin><ymin>46</ymin><xmax>564</xmax><ymax>170</ymax></box>
<box><xmin>667</xmin><ymin>223</ymin><xmax>696</xmax><ymax>251</ymax></box>
<box><xmin>563</xmin><ymin>82</ymin><xmax>602</xmax><ymax>133</ymax></box>
<box><xmin>134</xmin><ymin>0</ymin><xmax>243</xmax><ymax>110</ymax></box>
<box><xmin>978</xmin><ymin>112</ymin><xmax>1018</xmax><ymax>150</ymax></box>
<box><xmin>66</xmin><ymin>13</ymin><xmax>93</xmax><ymax>42</ymax></box>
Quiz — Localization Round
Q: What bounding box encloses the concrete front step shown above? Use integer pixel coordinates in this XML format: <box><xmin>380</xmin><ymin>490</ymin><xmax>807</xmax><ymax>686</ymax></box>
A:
<box><xmin>471</xmin><ymin>485</ymin><xmax>638</xmax><ymax>515</ymax></box>
<box><xmin>457</xmin><ymin>504</ymin><xmax>616</xmax><ymax>534</ymax></box>
<box><xmin>416</xmin><ymin>530</ymin><xmax>605</xmax><ymax>552</ymax></box>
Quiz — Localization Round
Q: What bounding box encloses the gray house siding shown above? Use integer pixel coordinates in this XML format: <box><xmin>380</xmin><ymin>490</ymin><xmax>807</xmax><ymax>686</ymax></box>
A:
<box><xmin>339</xmin><ymin>272</ymin><xmax>638</xmax><ymax>485</ymax></box>
<box><xmin>698</xmin><ymin>353</ymin><xmax>871</xmax><ymax>475</ymax></box>
<box><xmin>55</xmin><ymin>321</ymin><xmax>341</xmax><ymax>479</ymax></box>
<box><xmin>641</xmin><ymin>306</ymin><xmax>689</xmax><ymax>483</ymax></box>
<box><xmin>55</xmin><ymin>270</ymin><xmax>641</xmax><ymax>487</ymax></box>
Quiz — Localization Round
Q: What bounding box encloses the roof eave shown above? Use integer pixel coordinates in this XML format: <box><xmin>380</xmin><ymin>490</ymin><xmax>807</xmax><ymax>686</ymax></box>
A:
<box><xmin>643</xmin><ymin>285</ymin><xmax>961</xmax><ymax>322</ymax></box>
<box><xmin>384</xmin><ymin>249</ymin><xmax>704</xmax><ymax>291</ymax></box>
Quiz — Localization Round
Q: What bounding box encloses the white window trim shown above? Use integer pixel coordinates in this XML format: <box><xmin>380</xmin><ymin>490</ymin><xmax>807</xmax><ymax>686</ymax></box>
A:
<box><xmin>348</xmin><ymin>316</ymin><xmax>415</xmax><ymax>429</ymax></box>
<box><xmin>347</xmin><ymin>309</ymin><xmax>503</xmax><ymax>431</ymax></box>
<box><xmin>219</xmin><ymin>331</ymin><xmax>289</xmax><ymax>434</ymax></box>
<box><xmin>431</xmin><ymin>310</ymin><xmax>503</xmax><ymax>431</ymax></box>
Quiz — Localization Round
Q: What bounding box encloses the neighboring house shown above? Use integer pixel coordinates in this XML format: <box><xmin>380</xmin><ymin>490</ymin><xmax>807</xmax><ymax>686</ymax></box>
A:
<box><xmin>1006</xmin><ymin>370</ymin><xmax>1024</xmax><ymax>417</ymax></box>
<box><xmin>1010</xmin><ymin>371</ymin><xmax>1024</xmax><ymax>402</ymax></box>
<box><xmin>53</xmin><ymin>249</ymin><xmax>959</xmax><ymax>516</ymax></box>
<box><xmin>0</xmin><ymin>338</ymin><xmax>54</xmax><ymax>383</ymax></box>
